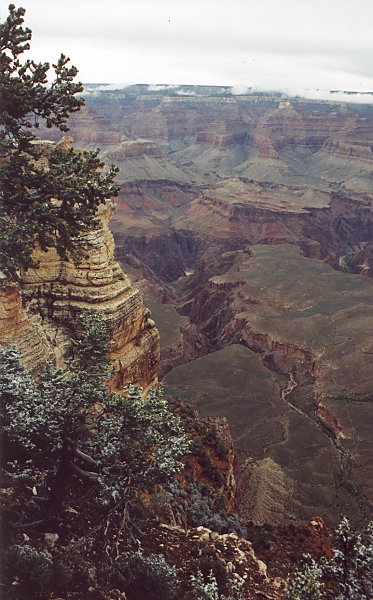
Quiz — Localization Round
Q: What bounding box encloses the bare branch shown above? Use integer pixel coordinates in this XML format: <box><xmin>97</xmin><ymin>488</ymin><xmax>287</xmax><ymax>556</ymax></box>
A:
<box><xmin>74</xmin><ymin>448</ymin><xmax>99</xmax><ymax>468</ymax></box>
<box><xmin>70</xmin><ymin>462</ymin><xmax>98</xmax><ymax>481</ymax></box>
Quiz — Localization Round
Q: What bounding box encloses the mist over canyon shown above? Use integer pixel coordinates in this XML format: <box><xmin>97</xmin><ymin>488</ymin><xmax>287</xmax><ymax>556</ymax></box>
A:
<box><xmin>39</xmin><ymin>85</ymin><xmax>373</xmax><ymax>528</ymax></box>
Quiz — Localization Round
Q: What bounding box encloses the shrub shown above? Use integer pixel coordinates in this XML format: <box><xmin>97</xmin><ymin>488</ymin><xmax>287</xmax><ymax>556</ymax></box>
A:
<box><xmin>190</xmin><ymin>568</ymin><xmax>245</xmax><ymax>600</ymax></box>
<box><xmin>188</xmin><ymin>482</ymin><xmax>246</xmax><ymax>537</ymax></box>
<box><xmin>0</xmin><ymin>315</ymin><xmax>189</xmax><ymax>516</ymax></box>
<box><xmin>286</xmin><ymin>556</ymin><xmax>324</xmax><ymax>600</ymax></box>
<box><xmin>286</xmin><ymin>518</ymin><xmax>373</xmax><ymax>600</ymax></box>
<box><xmin>3</xmin><ymin>545</ymin><xmax>53</xmax><ymax>594</ymax></box>
<box><xmin>113</xmin><ymin>551</ymin><xmax>180</xmax><ymax>600</ymax></box>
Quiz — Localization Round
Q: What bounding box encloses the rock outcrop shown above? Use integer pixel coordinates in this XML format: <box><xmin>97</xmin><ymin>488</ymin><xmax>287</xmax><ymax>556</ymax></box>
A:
<box><xmin>39</xmin><ymin>104</ymin><xmax>123</xmax><ymax>146</ymax></box>
<box><xmin>0</xmin><ymin>277</ymin><xmax>53</xmax><ymax>373</ymax></box>
<box><xmin>0</xmin><ymin>143</ymin><xmax>160</xmax><ymax>390</ymax></box>
<box><xmin>132</xmin><ymin>523</ymin><xmax>286</xmax><ymax>599</ymax></box>
<box><xmin>322</xmin><ymin>138</ymin><xmax>373</xmax><ymax>162</ymax></box>
<box><xmin>77</xmin><ymin>88</ymin><xmax>373</xmax><ymax>152</ymax></box>
<box><xmin>246</xmin><ymin>517</ymin><xmax>333</xmax><ymax>579</ymax></box>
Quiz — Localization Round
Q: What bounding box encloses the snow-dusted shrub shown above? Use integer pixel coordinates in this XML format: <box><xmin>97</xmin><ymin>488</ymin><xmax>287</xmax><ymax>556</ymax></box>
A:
<box><xmin>322</xmin><ymin>517</ymin><xmax>373</xmax><ymax>599</ymax></box>
<box><xmin>0</xmin><ymin>314</ymin><xmax>189</xmax><ymax>511</ymax></box>
<box><xmin>3</xmin><ymin>545</ymin><xmax>53</xmax><ymax>593</ymax></box>
<box><xmin>286</xmin><ymin>556</ymin><xmax>324</xmax><ymax>600</ymax></box>
<box><xmin>114</xmin><ymin>551</ymin><xmax>180</xmax><ymax>600</ymax></box>
<box><xmin>286</xmin><ymin>518</ymin><xmax>373</xmax><ymax>600</ymax></box>
<box><xmin>188</xmin><ymin>481</ymin><xmax>246</xmax><ymax>537</ymax></box>
<box><xmin>84</xmin><ymin>383</ymin><xmax>190</xmax><ymax>504</ymax></box>
<box><xmin>190</xmin><ymin>567</ymin><xmax>245</xmax><ymax>600</ymax></box>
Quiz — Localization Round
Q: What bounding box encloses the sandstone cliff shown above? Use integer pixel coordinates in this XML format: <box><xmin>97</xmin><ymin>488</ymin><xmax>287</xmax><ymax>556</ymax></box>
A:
<box><xmin>0</xmin><ymin>277</ymin><xmax>53</xmax><ymax>374</ymax></box>
<box><xmin>0</xmin><ymin>146</ymin><xmax>160</xmax><ymax>390</ymax></box>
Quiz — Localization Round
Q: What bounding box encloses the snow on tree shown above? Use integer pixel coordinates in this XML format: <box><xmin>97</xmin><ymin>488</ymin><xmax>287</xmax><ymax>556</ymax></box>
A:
<box><xmin>286</xmin><ymin>517</ymin><xmax>373</xmax><ymax>600</ymax></box>
<box><xmin>0</xmin><ymin>314</ymin><xmax>189</xmax><ymax>519</ymax></box>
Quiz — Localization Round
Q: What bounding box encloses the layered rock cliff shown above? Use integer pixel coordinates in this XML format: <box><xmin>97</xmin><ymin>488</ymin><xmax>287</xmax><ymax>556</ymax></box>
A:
<box><xmin>0</xmin><ymin>277</ymin><xmax>53</xmax><ymax>374</ymax></box>
<box><xmin>0</xmin><ymin>145</ymin><xmax>160</xmax><ymax>390</ymax></box>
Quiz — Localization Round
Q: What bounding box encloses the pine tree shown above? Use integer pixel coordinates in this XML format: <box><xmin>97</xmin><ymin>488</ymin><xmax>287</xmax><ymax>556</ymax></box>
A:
<box><xmin>322</xmin><ymin>517</ymin><xmax>373</xmax><ymax>600</ymax></box>
<box><xmin>286</xmin><ymin>518</ymin><xmax>373</xmax><ymax>600</ymax></box>
<box><xmin>0</xmin><ymin>314</ymin><xmax>189</xmax><ymax>519</ymax></box>
<box><xmin>0</xmin><ymin>4</ymin><xmax>119</xmax><ymax>279</ymax></box>
<box><xmin>285</xmin><ymin>557</ymin><xmax>324</xmax><ymax>600</ymax></box>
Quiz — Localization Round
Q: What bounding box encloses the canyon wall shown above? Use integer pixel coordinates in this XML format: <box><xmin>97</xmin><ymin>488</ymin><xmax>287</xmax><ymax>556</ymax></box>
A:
<box><xmin>36</xmin><ymin>89</ymin><xmax>373</xmax><ymax>526</ymax></box>
<box><xmin>0</xmin><ymin>144</ymin><xmax>160</xmax><ymax>390</ymax></box>
<box><xmin>169</xmin><ymin>245</ymin><xmax>373</xmax><ymax>526</ymax></box>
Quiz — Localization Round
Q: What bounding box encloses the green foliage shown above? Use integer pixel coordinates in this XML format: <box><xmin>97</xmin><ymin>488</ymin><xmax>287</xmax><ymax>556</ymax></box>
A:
<box><xmin>190</xmin><ymin>568</ymin><xmax>245</xmax><ymax>600</ymax></box>
<box><xmin>191</xmin><ymin>569</ymin><xmax>220</xmax><ymax>600</ymax></box>
<box><xmin>0</xmin><ymin>347</ymin><xmax>65</xmax><ymax>474</ymax></box>
<box><xmin>0</xmin><ymin>314</ymin><xmax>189</xmax><ymax>511</ymax></box>
<box><xmin>113</xmin><ymin>551</ymin><xmax>180</xmax><ymax>600</ymax></box>
<box><xmin>286</xmin><ymin>518</ymin><xmax>373</xmax><ymax>600</ymax></box>
<box><xmin>187</xmin><ymin>482</ymin><xmax>246</xmax><ymax>537</ymax></box>
<box><xmin>0</xmin><ymin>5</ymin><xmax>83</xmax><ymax>149</ymax></box>
<box><xmin>0</xmin><ymin>314</ymin><xmax>110</xmax><ymax>474</ymax></box>
<box><xmin>3</xmin><ymin>544</ymin><xmax>74</xmax><ymax>598</ymax></box>
<box><xmin>286</xmin><ymin>556</ymin><xmax>324</xmax><ymax>600</ymax></box>
<box><xmin>3</xmin><ymin>545</ymin><xmax>53</xmax><ymax>593</ymax></box>
<box><xmin>322</xmin><ymin>517</ymin><xmax>373</xmax><ymax>600</ymax></box>
<box><xmin>0</xmin><ymin>310</ymin><xmax>191</xmax><ymax>597</ymax></box>
<box><xmin>204</xmin><ymin>427</ymin><xmax>228</xmax><ymax>460</ymax></box>
<box><xmin>90</xmin><ymin>384</ymin><xmax>190</xmax><ymax>504</ymax></box>
<box><xmin>70</xmin><ymin>312</ymin><xmax>111</xmax><ymax>376</ymax></box>
<box><xmin>0</xmin><ymin>4</ymin><xmax>119</xmax><ymax>279</ymax></box>
<box><xmin>189</xmin><ymin>435</ymin><xmax>224</xmax><ymax>484</ymax></box>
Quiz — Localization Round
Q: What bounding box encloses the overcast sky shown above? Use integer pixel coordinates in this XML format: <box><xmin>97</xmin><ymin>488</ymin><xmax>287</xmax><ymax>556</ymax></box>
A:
<box><xmin>8</xmin><ymin>0</ymin><xmax>373</xmax><ymax>99</ymax></box>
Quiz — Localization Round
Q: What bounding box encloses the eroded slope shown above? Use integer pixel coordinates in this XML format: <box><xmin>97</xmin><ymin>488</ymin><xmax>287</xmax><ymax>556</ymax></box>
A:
<box><xmin>164</xmin><ymin>245</ymin><xmax>373</xmax><ymax>524</ymax></box>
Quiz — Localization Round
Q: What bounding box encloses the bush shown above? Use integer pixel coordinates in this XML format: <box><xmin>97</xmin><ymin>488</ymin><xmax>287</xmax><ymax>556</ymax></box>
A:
<box><xmin>286</xmin><ymin>556</ymin><xmax>324</xmax><ymax>600</ymax></box>
<box><xmin>204</xmin><ymin>428</ymin><xmax>228</xmax><ymax>460</ymax></box>
<box><xmin>113</xmin><ymin>551</ymin><xmax>180</xmax><ymax>600</ymax></box>
<box><xmin>190</xmin><ymin>568</ymin><xmax>245</xmax><ymax>600</ymax></box>
<box><xmin>1</xmin><ymin>315</ymin><xmax>189</xmax><ymax>520</ymax></box>
<box><xmin>188</xmin><ymin>482</ymin><xmax>246</xmax><ymax>537</ymax></box>
<box><xmin>286</xmin><ymin>518</ymin><xmax>373</xmax><ymax>600</ymax></box>
<box><xmin>3</xmin><ymin>545</ymin><xmax>53</xmax><ymax>594</ymax></box>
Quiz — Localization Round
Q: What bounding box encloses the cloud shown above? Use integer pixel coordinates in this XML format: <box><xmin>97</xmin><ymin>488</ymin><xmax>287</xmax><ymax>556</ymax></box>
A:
<box><xmin>148</xmin><ymin>84</ymin><xmax>176</xmax><ymax>91</ymax></box>
<box><xmin>8</xmin><ymin>0</ymin><xmax>373</xmax><ymax>98</ymax></box>
<box><xmin>83</xmin><ymin>83</ymin><xmax>135</xmax><ymax>92</ymax></box>
<box><xmin>231</xmin><ymin>85</ymin><xmax>252</xmax><ymax>95</ymax></box>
